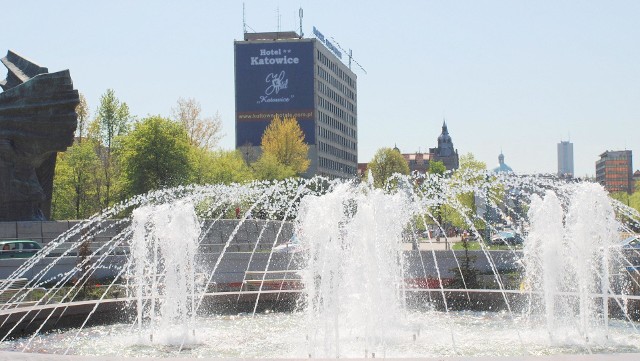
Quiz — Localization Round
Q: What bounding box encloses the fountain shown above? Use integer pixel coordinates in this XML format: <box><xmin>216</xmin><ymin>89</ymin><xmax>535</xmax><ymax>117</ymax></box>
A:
<box><xmin>0</xmin><ymin>173</ymin><xmax>639</xmax><ymax>359</ymax></box>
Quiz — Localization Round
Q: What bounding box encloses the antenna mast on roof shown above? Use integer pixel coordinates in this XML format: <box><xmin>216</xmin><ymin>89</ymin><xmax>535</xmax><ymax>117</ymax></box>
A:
<box><xmin>242</xmin><ymin>3</ymin><xmax>247</xmax><ymax>34</ymax></box>
<box><xmin>277</xmin><ymin>6</ymin><xmax>281</xmax><ymax>32</ymax></box>
<box><xmin>299</xmin><ymin>8</ymin><xmax>304</xmax><ymax>38</ymax></box>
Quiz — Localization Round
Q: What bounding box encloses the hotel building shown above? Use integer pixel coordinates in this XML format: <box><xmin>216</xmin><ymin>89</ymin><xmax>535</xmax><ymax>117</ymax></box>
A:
<box><xmin>234</xmin><ymin>31</ymin><xmax>357</xmax><ymax>178</ymax></box>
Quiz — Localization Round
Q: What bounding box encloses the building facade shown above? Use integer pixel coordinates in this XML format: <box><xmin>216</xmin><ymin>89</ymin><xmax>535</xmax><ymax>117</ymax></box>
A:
<box><xmin>402</xmin><ymin>151</ymin><xmax>430</xmax><ymax>174</ymax></box>
<box><xmin>396</xmin><ymin>121</ymin><xmax>459</xmax><ymax>174</ymax></box>
<box><xmin>595</xmin><ymin>150</ymin><xmax>633</xmax><ymax>193</ymax></box>
<box><xmin>428</xmin><ymin>121</ymin><xmax>459</xmax><ymax>171</ymax></box>
<box><xmin>557</xmin><ymin>140</ymin><xmax>574</xmax><ymax>178</ymax></box>
<box><xmin>234</xmin><ymin>31</ymin><xmax>357</xmax><ymax>178</ymax></box>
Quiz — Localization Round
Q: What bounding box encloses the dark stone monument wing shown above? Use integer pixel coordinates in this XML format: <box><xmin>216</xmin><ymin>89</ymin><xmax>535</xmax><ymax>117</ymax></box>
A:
<box><xmin>0</xmin><ymin>50</ymin><xmax>79</xmax><ymax>221</ymax></box>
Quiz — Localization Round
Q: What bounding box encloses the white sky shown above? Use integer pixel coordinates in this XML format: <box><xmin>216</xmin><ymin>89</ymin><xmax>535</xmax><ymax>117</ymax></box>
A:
<box><xmin>4</xmin><ymin>1</ymin><xmax>639</xmax><ymax>177</ymax></box>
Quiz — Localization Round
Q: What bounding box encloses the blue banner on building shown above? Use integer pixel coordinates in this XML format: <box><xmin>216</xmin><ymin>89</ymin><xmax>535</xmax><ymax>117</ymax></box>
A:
<box><xmin>235</xmin><ymin>41</ymin><xmax>315</xmax><ymax>147</ymax></box>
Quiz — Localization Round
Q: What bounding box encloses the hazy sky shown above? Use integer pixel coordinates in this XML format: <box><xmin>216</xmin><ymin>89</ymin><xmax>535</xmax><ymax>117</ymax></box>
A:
<box><xmin>4</xmin><ymin>1</ymin><xmax>639</xmax><ymax>177</ymax></box>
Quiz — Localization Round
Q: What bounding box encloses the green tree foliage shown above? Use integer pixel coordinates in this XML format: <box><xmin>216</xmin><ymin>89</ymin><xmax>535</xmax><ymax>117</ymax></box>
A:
<box><xmin>191</xmin><ymin>148</ymin><xmax>254</xmax><ymax>185</ymax></box>
<box><xmin>612</xmin><ymin>187</ymin><xmax>640</xmax><ymax>213</ymax></box>
<box><xmin>444</xmin><ymin>153</ymin><xmax>490</xmax><ymax>231</ymax></box>
<box><xmin>252</xmin><ymin>153</ymin><xmax>296</xmax><ymax>181</ymax></box>
<box><xmin>367</xmin><ymin>147</ymin><xmax>410</xmax><ymax>188</ymax></box>
<box><xmin>95</xmin><ymin>89</ymin><xmax>131</xmax><ymax>207</ymax></box>
<box><xmin>116</xmin><ymin>116</ymin><xmax>193</xmax><ymax>197</ymax></box>
<box><xmin>172</xmin><ymin>97</ymin><xmax>223</xmax><ymax>150</ymax></box>
<box><xmin>51</xmin><ymin>140</ymin><xmax>103</xmax><ymax>219</ymax></box>
<box><xmin>96</xmin><ymin>89</ymin><xmax>130</xmax><ymax>149</ymax></box>
<box><xmin>75</xmin><ymin>93</ymin><xmax>90</xmax><ymax>142</ymax></box>
<box><xmin>428</xmin><ymin>160</ymin><xmax>446</xmax><ymax>175</ymax></box>
<box><xmin>260</xmin><ymin>114</ymin><xmax>310</xmax><ymax>175</ymax></box>
<box><xmin>459</xmin><ymin>153</ymin><xmax>487</xmax><ymax>173</ymax></box>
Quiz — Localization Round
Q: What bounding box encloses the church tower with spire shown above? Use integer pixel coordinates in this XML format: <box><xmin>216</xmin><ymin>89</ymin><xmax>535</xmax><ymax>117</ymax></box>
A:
<box><xmin>429</xmin><ymin>120</ymin><xmax>459</xmax><ymax>170</ymax></box>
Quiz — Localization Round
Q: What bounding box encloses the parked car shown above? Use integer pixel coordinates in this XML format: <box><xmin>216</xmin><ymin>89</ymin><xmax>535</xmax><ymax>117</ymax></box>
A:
<box><xmin>490</xmin><ymin>231</ymin><xmax>523</xmax><ymax>246</ymax></box>
<box><xmin>0</xmin><ymin>240</ymin><xmax>42</xmax><ymax>258</ymax></box>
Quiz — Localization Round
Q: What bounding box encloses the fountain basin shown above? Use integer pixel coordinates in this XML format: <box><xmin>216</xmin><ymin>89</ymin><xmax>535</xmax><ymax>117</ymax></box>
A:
<box><xmin>1</xmin><ymin>306</ymin><xmax>639</xmax><ymax>359</ymax></box>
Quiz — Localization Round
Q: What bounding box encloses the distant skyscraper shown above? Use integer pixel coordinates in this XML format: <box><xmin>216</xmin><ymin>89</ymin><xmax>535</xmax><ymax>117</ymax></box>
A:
<box><xmin>557</xmin><ymin>140</ymin><xmax>574</xmax><ymax>178</ymax></box>
<box><xmin>596</xmin><ymin>150</ymin><xmax>633</xmax><ymax>193</ymax></box>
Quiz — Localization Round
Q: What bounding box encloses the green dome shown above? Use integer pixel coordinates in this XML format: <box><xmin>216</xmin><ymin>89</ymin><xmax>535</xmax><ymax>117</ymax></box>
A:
<box><xmin>493</xmin><ymin>153</ymin><xmax>513</xmax><ymax>173</ymax></box>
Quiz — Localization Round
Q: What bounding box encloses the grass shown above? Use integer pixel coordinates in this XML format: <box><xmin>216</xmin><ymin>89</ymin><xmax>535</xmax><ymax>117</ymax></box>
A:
<box><xmin>451</xmin><ymin>240</ymin><xmax>522</xmax><ymax>251</ymax></box>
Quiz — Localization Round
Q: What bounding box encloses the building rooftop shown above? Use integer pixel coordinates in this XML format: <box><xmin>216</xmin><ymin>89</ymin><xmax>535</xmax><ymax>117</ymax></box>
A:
<box><xmin>243</xmin><ymin>32</ymin><xmax>301</xmax><ymax>41</ymax></box>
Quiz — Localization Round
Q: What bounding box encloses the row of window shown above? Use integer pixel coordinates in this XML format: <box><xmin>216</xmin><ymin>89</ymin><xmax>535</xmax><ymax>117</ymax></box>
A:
<box><xmin>317</xmin><ymin>80</ymin><xmax>356</xmax><ymax>113</ymax></box>
<box><xmin>318</xmin><ymin>126</ymin><xmax>356</xmax><ymax>151</ymax></box>
<box><xmin>318</xmin><ymin>95</ymin><xmax>356</xmax><ymax>126</ymax></box>
<box><xmin>319</xmin><ymin>156</ymin><xmax>356</xmax><ymax>175</ymax></box>
<box><xmin>318</xmin><ymin>141</ymin><xmax>357</xmax><ymax>163</ymax></box>
<box><xmin>317</xmin><ymin>66</ymin><xmax>356</xmax><ymax>102</ymax></box>
<box><xmin>317</xmin><ymin>50</ymin><xmax>356</xmax><ymax>88</ymax></box>
<box><xmin>318</xmin><ymin>110</ymin><xmax>356</xmax><ymax>138</ymax></box>
<box><xmin>318</xmin><ymin>125</ymin><xmax>356</xmax><ymax>151</ymax></box>
<box><xmin>604</xmin><ymin>169</ymin><xmax>633</xmax><ymax>175</ymax></box>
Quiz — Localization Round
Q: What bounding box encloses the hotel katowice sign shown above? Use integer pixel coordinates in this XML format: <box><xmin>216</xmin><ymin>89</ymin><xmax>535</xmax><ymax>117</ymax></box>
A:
<box><xmin>235</xmin><ymin>41</ymin><xmax>315</xmax><ymax>146</ymax></box>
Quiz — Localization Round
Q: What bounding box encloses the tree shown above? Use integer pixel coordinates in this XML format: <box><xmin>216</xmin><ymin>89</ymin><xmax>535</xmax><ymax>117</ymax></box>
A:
<box><xmin>428</xmin><ymin>160</ymin><xmax>446</xmax><ymax>175</ymax></box>
<box><xmin>96</xmin><ymin>89</ymin><xmax>130</xmax><ymax>150</ymax></box>
<box><xmin>613</xmin><ymin>189</ymin><xmax>640</xmax><ymax>213</ymax></box>
<box><xmin>75</xmin><ymin>93</ymin><xmax>90</xmax><ymax>142</ymax></box>
<box><xmin>51</xmin><ymin>140</ymin><xmax>102</xmax><ymax>219</ymax></box>
<box><xmin>95</xmin><ymin>89</ymin><xmax>131</xmax><ymax>207</ymax></box>
<box><xmin>459</xmin><ymin>153</ymin><xmax>487</xmax><ymax>173</ymax></box>
<box><xmin>116</xmin><ymin>116</ymin><xmax>193</xmax><ymax>197</ymax></box>
<box><xmin>260</xmin><ymin>114</ymin><xmax>310</xmax><ymax>175</ymax></box>
<box><xmin>367</xmin><ymin>147</ymin><xmax>410</xmax><ymax>188</ymax></box>
<box><xmin>191</xmin><ymin>149</ymin><xmax>254</xmax><ymax>185</ymax></box>
<box><xmin>252</xmin><ymin>153</ymin><xmax>297</xmax><ymax>180</ymax></box>
<box><xmin>172</xmin><ymin>97</ymin><xmax>223</xmax><ymax>150</ymax></box>
<box><xmin>430</xmin><ymin>153</ymin><xmax>491</xmax><ymax>232</ymax></box>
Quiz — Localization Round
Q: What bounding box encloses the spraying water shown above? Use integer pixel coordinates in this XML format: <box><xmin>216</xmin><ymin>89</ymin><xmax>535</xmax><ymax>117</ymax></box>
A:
<box><xmin>129</xmin><ymin>201</ymin><xmax>201</xmax><ymax>344</ymax></box>
<box><xmin>0</xmin><ymin>174</ymin><xmax>639</xmax><ymax>358</ymax></box>
<box><xmin>524</xmin><ymin>183</ymin><xmax>622</xmax><ymax>345</ymax></box>
<box><xmin>299</xmin><ymin>182</ymin><xmax>413</xmax><ymax>358</ymax></box>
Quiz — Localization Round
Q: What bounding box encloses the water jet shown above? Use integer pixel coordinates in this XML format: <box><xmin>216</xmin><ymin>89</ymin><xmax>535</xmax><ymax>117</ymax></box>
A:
<box><xmin>0</xmin><ymin>174</ymin><xmax>638</xmax><ymax>359</ymax></box>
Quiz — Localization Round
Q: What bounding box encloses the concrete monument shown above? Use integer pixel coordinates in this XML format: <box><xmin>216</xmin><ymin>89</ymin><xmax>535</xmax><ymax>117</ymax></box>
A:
<box><xmin>0</xmin><ymin>50</ymin><xmax>79</xmax><ymax>221</ymax></box>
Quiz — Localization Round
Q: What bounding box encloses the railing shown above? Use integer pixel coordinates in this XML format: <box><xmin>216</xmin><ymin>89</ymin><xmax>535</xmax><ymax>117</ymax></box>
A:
<box><xmin>0</xmin><ymin>278</ymin><xmax>46</xmax><ymax>308</ymax></box>
<box><xmin>243</xmin><ymin>270</ymin><xmax>302</xmax><ymax>291</ymax></box>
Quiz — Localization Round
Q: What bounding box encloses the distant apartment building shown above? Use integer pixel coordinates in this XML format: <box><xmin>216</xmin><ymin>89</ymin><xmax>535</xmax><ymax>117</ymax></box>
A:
<box><xmin>557</xmin><ymin>140</ymin><xmax>574</xmax><ymax>178</ymax></box>
<box><xmin>234</xmin><ymin>30</ymin><xmax>357</xmax><ymax>179</ymax></box>
<box><xmin>595</xmin><ymin>150</ymin><xmax>633</xmax><ymax>193</ymax></box>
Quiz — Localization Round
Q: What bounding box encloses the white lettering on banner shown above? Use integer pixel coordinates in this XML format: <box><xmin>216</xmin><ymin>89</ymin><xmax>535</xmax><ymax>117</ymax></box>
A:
<box><xmin>265</xmin><ymin>71</ymin><xmax>288</xmax><ymax>95</ymax></box>
<box><xmin>257</xmin><ymin>71</ymin><xmax>295</xmax><ymax>104</ymax></box>
<box><xmin>250</xmin><ymin>56</ymin><xmax>299</xmax><ymax>66</ymax></box>
<box><xmin>251</xmin><ymin>48</ymin><xmax>299</xmax><ymax>66</ymax></box>
<box><xmin>257</xmin><ymin>96</ymin><xmax>291</xmax><ymax>103</ymax></box>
